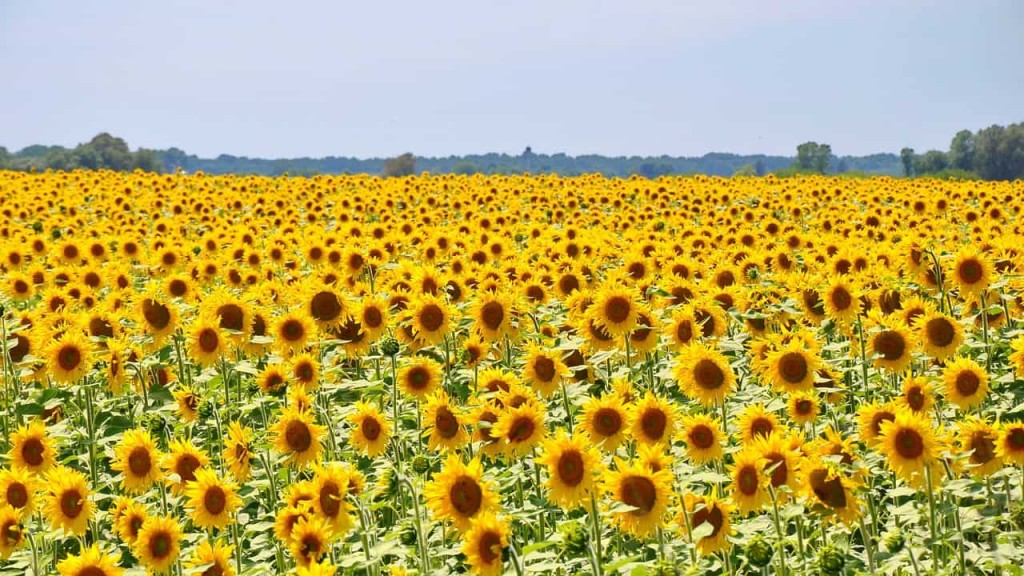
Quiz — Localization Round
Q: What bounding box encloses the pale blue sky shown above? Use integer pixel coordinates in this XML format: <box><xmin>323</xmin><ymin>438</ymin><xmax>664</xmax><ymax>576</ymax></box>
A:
<box><xmin>1</xmin><ymin>0</ymin><xmax>1021</xmax><ymax>158</ymax></box>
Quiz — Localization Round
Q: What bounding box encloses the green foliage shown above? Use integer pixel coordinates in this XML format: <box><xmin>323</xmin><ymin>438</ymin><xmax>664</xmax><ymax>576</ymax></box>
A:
<box><xmin>795</xmin><ymin>141</ymin><xmax>831</xmax><ymax>173</ymax></box>
<box><xmin>900</xmin><ymin>147</ymin><xmax>915</xmax><ymax>177</ymax></box>
<box><xmin>1</xmin><ymin>133</ymin><xmax>162</xmax><ymax>172</ymax></box>
<box><xmin>913</xmin><ymin>149</ymin><xmax>949</xmax><ymax>175</ymax></box>
<box><xmin>382</xmin><ymin>153</ymin><xmax>417</xmax><ymax>177</ymax></box>
<box><xmin>731</xmin><ymin>164</ymin><xmax>757</xmax><ymax>177</ymax></box>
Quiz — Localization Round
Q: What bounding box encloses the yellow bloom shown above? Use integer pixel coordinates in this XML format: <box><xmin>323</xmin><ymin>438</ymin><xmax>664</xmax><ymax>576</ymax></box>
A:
<box><xmin>111</xmin><ymin>428</ymin><xmax>164</xmax><ymax>494</ymax></box>
<box><xmin>425</xmin><ymin>455</ymin><xmax>498</xmax><ymax>531</ymax></box>
<box><xmin>536</xmin><ymin>430</ymin><xmax>602</xmax><ymax>510</ymax></box>
<box><xmin>184</xmin><ymin>468</ymin><xmax>242</xmax><ymax>529</ymax></box>
<box><xmin>43</xmin><ymin>466</ymin><xmax>92</xmax><ymax>536</ymax></box>
<box><xmin>135</xmin><ymin>515</ymin><xmax>183</xmax><ymax>575</ymax></box>
<box><xmin>461</xmin><ymin>513</ymin><xmax>509</xmax><ymax>576</ymax></box>
<box><xmin>348</xmin><ymin>401</ymin><xmax>390</xmax><ymax>458</ymax></box>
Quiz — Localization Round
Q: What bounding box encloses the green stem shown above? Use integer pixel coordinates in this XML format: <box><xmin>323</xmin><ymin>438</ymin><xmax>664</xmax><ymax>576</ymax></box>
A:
<box><xmin>768</xmin><ymin>486</ymin><xmax>788</xmax><ymax>576</ymax></box>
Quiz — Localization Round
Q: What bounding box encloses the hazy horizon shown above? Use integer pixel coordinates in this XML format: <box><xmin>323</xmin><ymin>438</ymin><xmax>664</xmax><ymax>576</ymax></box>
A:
<box><xmin>2</xmin><ymin>0</ymin><xmax>1022</xmax><ymax>159</ymax></box>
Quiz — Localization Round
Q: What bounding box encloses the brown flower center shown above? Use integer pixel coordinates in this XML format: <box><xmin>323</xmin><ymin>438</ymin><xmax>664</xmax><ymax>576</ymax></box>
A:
<box><xmin>593</xmin><ymin>408</ymin><xmax>622</xmax><ymax>437</ymax></box>
<box><xmin>955</xmin><ymin>371</ymin><xmax>980</xmax><ymax>397</ymax></box>
<box><xmin>958</xmin><ymin>259</ymin><xmax>983</xmax><ymax>284</ymax></box>
<box><xmin>285</xmin><ymin>421</ymin><xmax>313</xmax><ymax>453</ymax></box>
<box><xmin>675</xmin><ymin>320</ymin><xmax>693</xmax><ymax>344</ymax></box>
<box><xmin>149</xmin><ymin>530</ymin><xmax>172</xmax><ymax>559</ymax></box>
<box><xmin>750</xmin><ymin>417</ymin><xmax>774</xmax><ymax>439</ymax></box>
<box><xmin>689</xmin><ymin>424</ymin><xmax>715</xmax><ymax>449</ymax></box>
<box><xmin>6</xmin><ymin>483</ymin><xmax>27</xmax><ymax>508</ymax></box>
<box><xmin>57</xmin><ymin>345</ymin><xmax>82</xmax><ymax>372</ymax></box>
<box><xmin>449</xmin><ymin>476</ymin><xmax>483</xmax><ymax>517</ymax></box>
<box><xmin>871</xmin><ymin>411</ymin><xmax>896</xmax><ymax>436</ymax></box>
<box><xmin>21</xmin><ymin>438</ymin><xmax>45</xmax><ymax>467</ymax></box>
<box><xmin>508</xmin><ymin>416</ymin><xmax>536</xmax><ymax>443</ymax></box>
<box><xmin>360</xmin><ymin>417</ymin><xmax>382</xmax><ymax>442</ymax></box>
<box><xmin>532</xmin><ymin>356</ymin><xmax>556</xmax><ymax>383</ymax></box>
<box><xmin>217</xmin><ymin>304</ymin><xmax>244</xmax><ymax>332</ymax></box>
<box><xmin>480</xmin><ymin>301</ymin><xmax>505</xmax><ymax>331</ymax></box>
<box><xmin>925</xmin><ymin>317</ymin><xmax>955</xmax><ymax>347</ymax></box>
<box><xmin>906</xmin><ymin>387</ymin><xmax>925</xmax><ymax>411</ymax></box>
<box><xmin>640</xmin><ymin>408</ymin><xmax>667</xmax><ymax>441</ymax></box>
<box><xmin>873</xmin><ymin>330</ymin><xmax>906</xmax><ymax>360</ymax></box>
<box><xmin>128</xmin><ymin>446</ymin><xmax>152</xmax><ymax>477</ymax></box>
<box><xmin>407</xmin><ymin>366</ymin><xmax>431</xmax><ymax>390</ymax></box>
<box><xmin>198</xmin><ymin>328</ymin><xmax>219</xmax><ymax>353</ymax></box>
<box><xmin>894</xmin><ymin>428</ymin><xmax>924</xmax><ymax>459</ymax></box>
<box><xmin>604</xmin><ymin>296</ymin><xmax>632</xmax><ymax>324</ymax></box>
<box><xmin>319</xmin><ymin>481</ymin><xmax>342</xmax><ymax>517</ymax></box>
<box><xmin>765</xmin><ymin>454</ymin><xmax>788</xmax><ymax>488</ymax></box>
<box><xmin>280</xmin><ymin>319</ymin><xmax>305</xmax><ymax>342</ymax></box>
<box><xmin>737</xmin><ymin>465</ymin><xmax>759</xmax><ymax>495</ymax></box>
<box><xmin>620</xmin><ymin>475</ymin><xmax>657</xmax><ymax>516</ymax></box>
<box><xmin>693</xmin><ymin>359</ymin><xmax>725</xmax><ymax>390</ymax></box>
<box><xmin>778</xmin><ymin>352</ymin><xmax>808</xmax><ymax>383</ymax></box>
<box><xmin>204</xmin><ymin>486</ymin><xmax>226</xmax><ymax>515</ymax></box>
<box><xmin>362</xmin><ymin>306</ymin><xmax>383</xmax><ymax>328</ymax></box>
<box><xmin>176</xmin><ymin>455</ymin><xmax>201</xmax><ymax>483</ymax></box>
<box><xmin>60</xmin><ymin>489</ymin><xmax>83</xmax><ymax>519</ymax></box>
<box><xmin>557</xmin><ymin>450</ymin><xmax>585</xmax><ymax>487</ymax></box>
<box><xmin>142</xmin><ymin>298</ymin><xmax>171</xmax><ymax>330</ymax></box>
<box><xmin>434</xmin><ymin>407</ymin><xmax>459</xmax><ymax>439</ymax></box>
<box><xmin>809</xmin><ymin>468</ymin><xmax>847</xmax><ymax>509</ymax></box>
<box><xmin>419</xmin><ymin>304</ymin><xmax>444</xmax><ymax>332</ymax></box>
<box><xmin>478</xmin><ymin>530</ymin><xmax>502</xmax><ymax>564</ymax></box>
<box><xmin>691</xmin><ymin>503</ymin><xmax>724</xmax><ymax>538</ymax></box>
<box><xmin>829</xmin><ymin>287</ymin><xmax>852</xmax><ymax>311</ymax></box>
<box><xmin>969</xmin><ymin>432</ymin><xmax>996</xmax><ymax>465</ymax></box>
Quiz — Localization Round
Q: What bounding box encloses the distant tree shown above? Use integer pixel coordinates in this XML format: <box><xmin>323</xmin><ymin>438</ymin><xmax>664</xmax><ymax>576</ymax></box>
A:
<box><xmin>732</xmin><ymin>164</ymin><xmax>757</xmax><ymax>177</ymax></box>
<box><xmin>836</xmin><ymin>158</ymin><xmax>849</xmax><ymax>173</ymax></box>
<box><xmin>0</xmin><ymin>146</ymin><xmax>8</xmax><ymax>169</ymax></box>
<box><xmin>87</xmin><ymin>133</ymin><xmax>133</xmax><ymax>171</ymax></box>
<box><xmin>382</xmin><ymin>153</ymin><xmax>416</xmax><ymax>177</ymax></box>
<box><xmin>948</xmin><ymin>129</ymin><xmax>975</xmax><ymax>172</ymax></box>
<box><xmin>634</xmin><ymin>162</ymin><xmax>672</xmax><ymax>179</ymax></box>
<box><xmin>453</xmin><ymin>161</ymin><xmax>479</xmax><ymax>175</ymax></box>
<box><xmin>753</xmin><ymin>158</ymin><xmax>766</xmax><ymax>176</ymax></box>
<box><xmin>795</xmin><ymin>142</ymin><xmax>831</xmax><ymax>173</ymax></box>
<box><xmin>913</xmin><ymin>150</ymin><xmax>949</xmax><ymax>175</ymax></box>
<box><xmin>900</xmin><ymin>147</ymin><xmax>915</xmax><ymax>177</ymax></box>
<box><xmin>973</xmin><ymin>123</ymin><xmax>1024</xmax><ymax>180</ymax></box>
<box><xmin>134</xmin><ymin>149</ymin><xmax>161</xmax><ymax>172</ymax></box>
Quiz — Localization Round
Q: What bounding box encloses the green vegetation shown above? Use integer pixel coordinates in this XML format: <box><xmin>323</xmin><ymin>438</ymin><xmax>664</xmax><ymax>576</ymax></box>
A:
<box><xmin>900</xmin><ymin>122</ymin><xmax>1024</xmax><ymax>180</ymax></box>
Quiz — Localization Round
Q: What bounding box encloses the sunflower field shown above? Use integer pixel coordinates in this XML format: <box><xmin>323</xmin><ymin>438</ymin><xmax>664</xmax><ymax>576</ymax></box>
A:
<box><xmin>0</xmin><ymin>170</ymin><xmax>1023</xmax><ymax>576</ymax></box>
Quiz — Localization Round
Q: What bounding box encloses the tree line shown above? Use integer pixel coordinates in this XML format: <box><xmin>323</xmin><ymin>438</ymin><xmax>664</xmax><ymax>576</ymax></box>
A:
<box><xmin>1</xmin><ymin>122</ymin><xmax>1021</xmax><ymax>179</ymax></box>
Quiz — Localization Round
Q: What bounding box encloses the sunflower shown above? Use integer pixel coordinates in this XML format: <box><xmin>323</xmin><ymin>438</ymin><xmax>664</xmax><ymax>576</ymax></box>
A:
<box><xmin>312</xmin><ymin>462</ymin><xmax>354</xmax><ymax>537</ymax></box>
<box><xmin>56</xmin><ymin>543</ymin><xmax>124</xmax><ymax>576</ymax></box>
<box><xmin>681</xmin><ymin>491</ymin><xmax>734</xmax><ymax>555</ymax></box>
<box><xmin>680</xmin><ymin>413</ymin><xmax>724</xmax><ymax>464</ymax></box>
<box><xmin>185</xmin><ymin>540</ymin><xmax>235</xmax><ymax>576</ymax></box>
<box><xmin>273</xmin><ymin>309</ymin><xmax>316</xmax><ymax>355</ymax></box>
<box><xmin>461</xmin><ymin>513</ymin><xmax>509</xmax><ymax>576</ymax></box>
<box><xmin>765</xmin><ymin>341</ymin><xmax>819</xmax><ymax>393</ymax></box>
<box><xmin>868</xmin><ymin>323</ymin><xmax>914</xmax><ymax>374</ymax></box>
<box><xmin>800</xmin><ymin>462</ymin><xmax>862</xmax><ymax>525</ymax></box>
<box><xmin>0</xmin><ymin>506</ymin><xmax>23</xmax><ymax>560</ymax></box>
<box><xmin>786</xmin><ymin>392</ymin><xmax>819</xmax><ymax>427</ymax></box>
<box><xmin>522</xmin><ymin>345</ymin><xmax>570</xmax><ymax>397</ymax></box>
<box><xmin>223</xmin><ymin>420</ymin><xmax>254</xmax><ymax>482</ymax></box>
<box><xmin>136</xmin><ymin>290</ymin><xmax>179</xmax><ymax>343</ymax></box>
<box><xmin>957</xmin><ymin>417</ymin><xmax>1002</xmax><ymax>478</ymax></box>
<box><xmin>111</xmin><ymin>428</ymin><xmax>164</xmax><ymax>494</ymax></box>
<box><xmin>272</xmin><ymin>408</ymin><xmax>326</xmax><ymax>467</ymax></box>
<box><xmin>730</xmin><ymin>451</ymin><xmax>769</xmax><ymax>514</ymax></box>
<box><xmin>463</xmin><ymin>335</ymin><xmax>490</xmax><ymax>370</ymax></box>
<box><xmin>0</xmin><ymin>467</ymin><xmax>36</xmax><ymax>517</ymax></box>
<box><xmin>588</xmin><ymin>286</ymin><xmax>639</xmax><ymax>338</ymax></box>
<box><xmin>115</xmin><ymin>499</ymin><xmax>148</xmax><ymax>544</ymax></box>
<box><xmin>942</xmin><ymin>357</ymin><xmax>989</xmax><ymax>411</ymax></box>
<box><xmin>1</xmin><ymin>272</ymin><xmax>34</xmax><ymax>301</ymax></box>
<box><xmin>184</xmin><ymin>468</ymin><xmax>242</xmax><ymax>529</ymax></box>
<box><xmin>8</xmin><ymin>420</ymin><xmax>56</xmax><ymax>474</ymax></box>
<box><xmin>43</xmin><ymin>466</ymin><xmax>92</xmax><ymax>536</ymax></box>
<box><xmin>172</xmin><ymin>386</ymin><xmax>201</xmax><ymax>422</ymax></box>
<box><xmin>348</xmin><ymin>401</ymin><xmax>390</xmax><ymax>458</ymax></box>
<box><xmin>471</xmin><ymin>291</ymin><xmax>516</xmax><ymax>342</ymax></box>
<box><xmin>398</xmin><ymin>357</ymin><xmax>443</xmax><ymax>400</ymax></box>
<box><xmin>289</xmin><ymin>352</ymin><xmax>321</xmax><ymax>391</ymax></box>
<box><xmin>950</xmin><ymin>248</ymin><xmax>992</xmax><ymax>295</ymax></box>
<box><xmin>878</xmin><ymin>410</ymin><xmax>940</xmax><ymax>486</ymax></box>
<box><xmin>1010</xmin><ymin>335</ymin><xmax>1024</xmax><ymax>377</ymax></box>
<box><xmin>355</xmin><ymin>296</ymin><xmax>389</xmax><ymax>343</ymax></box>
<box><xmin>629</xmin><ymin>307</ymin><xmax>661</xmax><ymax>353</ymax></box>
<box><xmin>536</xmin><ymin>430</ymin><xmax>602</xmax><ymax>510</ymax></box>
<box><xmin>749</xmin><ymin>432</ymin><xmax>801</xmax><ymax>494</ymax></box>
<box><xmin>914</xmin><ymin>310</ymin><xmax>963</xmax><ymax>361</ymax></box>
<box><xmin>821</xmin><ymin>276</ymin><xmax>859</xmax><ymax>324</ymax></box>
<box><xmin>46</xmin><ymin>330</ymin><xmax>92</xmax><ymax>384</ymax></box>
<box><xmin>423</xmin><ymin>391</ymin><xmax>470</xmax><ymax>452</ymax></box>
<box><xmin>604</xmin><ymin>460</ymin><xmax>674</xmax><ymax>537</ymax></box>
<box><xmin>491</xmin><ymin>401</ymin><xmax>547</xmax><ymax>458</ymax></box>
<box><xmin>996</xmin><ymin>422</ymin><xmax>1024</xmax><ymax>466</ymax></box>
<box><xmin>135</xmin><ymin>515</ymin><xmax>183</xmax><ymax>575</ymax></box>
<box><xmin>296</xmin><ymin>559</ymin><xmax>339</xmax><ymax>576</ymax></box>
<box><xmin>664</xmin><ymin>308</ymin><xmax>698</xmax><ymax>350</ymax></box>
<box><xmin>187</xmin><ymin>319</ymin><xmax>225</xmax><ymax>368</ymax></box>
<box><xmin>578</xmin><ymin>393</ymin><xmax>632</xmax><ymax>452</ymax></box>
<box><xmin>203</xmin><ymin>290</ymin><xmax>253</xmax><ymax>342</ymax></box>
<box><xmin>424</xmin><ymin>455</ymin><xmax>498</xmax><ymax>531</ymax></box>
<box><xmin>736</xmin><ymin>404</ymin><xmax>780</xmax><ymax>446</ymax></box>
<box><xmin>856</xmin><ymin>402</ymin><xmax>897</xmax><ymax>446</ymax></box>
<box><xmin>675</xmin><ymin>344</ymin><xmax>736</xmax><ymax>407</ymax></box>
<box><xmin>258</xmin><ymin>363</ymin><xmax>288</xmax><ymax>395</ymax></box>
<box><xmin>900</xmin><ymin>375</ymin><xmax>934</xmax><ymax>414</ymax></box>
<box><xmin>404</xmin><ymin>293</ymin><xmax>454</xmax><ymax>347</ymax></box>
<box><xmin>630</xmin><ymin>392</ymin><xmax>678</xmax><ymax>446</ymax></box>
<box><xmin>162</xmin><ymin>439</ymin><xmax>210</xmax><ymax>494</ymax></box>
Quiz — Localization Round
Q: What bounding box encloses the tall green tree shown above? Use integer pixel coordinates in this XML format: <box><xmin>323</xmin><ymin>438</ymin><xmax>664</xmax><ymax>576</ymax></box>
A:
<box><xmin>382</xmin><ymin>153</ymin><xmax>416</xmax><ymax>177</ymax></box>
<box><xmin>795</xmin><ymin>142</ymin><xmax>832</xmax><ymax>173</ymax></box>
<box><xmin>913</xmin><ymin>150</ymin><xmax>949</xmax><ymax>175</ymax></box>
<box><xmin>900</xmin><ymin>147</ymin><xmax>915</xmax><ymax>177</ymax></box>
<box><xmin>948</xmin><ymin>129</ymin><xmax>975</xmax><ymax>171</ymax></box>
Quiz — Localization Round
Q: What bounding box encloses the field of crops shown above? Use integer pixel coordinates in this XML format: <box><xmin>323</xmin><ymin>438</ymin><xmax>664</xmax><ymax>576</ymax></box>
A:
<box><xmin>0</xmin><ymin>170</ymin><xmax>1022</xmax><ymax>575</ymax></box>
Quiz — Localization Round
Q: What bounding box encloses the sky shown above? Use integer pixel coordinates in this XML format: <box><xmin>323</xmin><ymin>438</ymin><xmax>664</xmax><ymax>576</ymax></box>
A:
<box><xmin>1</xmin><ymin>0</ymin><xmax>1022</xmax><ymax>159</ymax></box>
